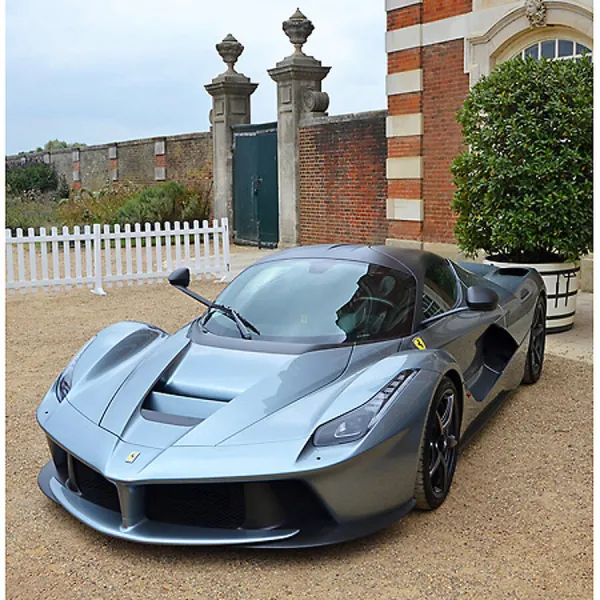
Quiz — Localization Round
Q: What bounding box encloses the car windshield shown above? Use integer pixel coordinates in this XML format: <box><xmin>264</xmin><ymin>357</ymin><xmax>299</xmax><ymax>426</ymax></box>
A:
<box><xmin>202</xmin><ymin>258</ymin><xmax>416</xmax><ymax>344</ymax></box>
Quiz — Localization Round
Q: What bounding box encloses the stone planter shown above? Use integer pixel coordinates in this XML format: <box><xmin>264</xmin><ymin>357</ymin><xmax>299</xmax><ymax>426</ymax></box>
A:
<box><xmin>485</xmin><ymin>258</ymin><xmax>579</xmax><ymax>333</ymax></box>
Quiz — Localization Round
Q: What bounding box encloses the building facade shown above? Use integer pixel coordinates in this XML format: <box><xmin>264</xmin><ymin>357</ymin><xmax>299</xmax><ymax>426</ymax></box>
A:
<box><xmin>384</xmin><ymin>0</ymin><xmax>593</xmax><ymax>270</ymax></box>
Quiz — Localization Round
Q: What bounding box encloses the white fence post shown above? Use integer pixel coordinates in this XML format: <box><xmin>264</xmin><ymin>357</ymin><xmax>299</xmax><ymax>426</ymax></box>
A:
<box><xmin>91</xmin><ymin>224</ymin><xmax>107</xmax><ymax>296</ymax></box>
<box><xmin>221</xmin><ymin>218</ymin><xmax>231</xmax><ymax>282</ymax></box>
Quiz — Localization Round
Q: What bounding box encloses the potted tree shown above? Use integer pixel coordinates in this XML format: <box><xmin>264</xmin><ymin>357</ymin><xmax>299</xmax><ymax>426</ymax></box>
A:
<box><xmin>451</xmin><ymin>55</ymin><xmax>592</xmax><ymax>332</ymax></box>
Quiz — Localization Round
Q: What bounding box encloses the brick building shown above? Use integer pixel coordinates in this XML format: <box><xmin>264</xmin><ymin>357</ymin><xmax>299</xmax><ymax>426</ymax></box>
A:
<box><xmin>384</xmin><ymin>0</ymin><xmax>593</xmax><ymax>265</ymax></box>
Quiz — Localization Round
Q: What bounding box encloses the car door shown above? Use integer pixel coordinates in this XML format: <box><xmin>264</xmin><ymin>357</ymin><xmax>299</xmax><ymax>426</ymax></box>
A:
<box><xmin>409</xmin><ymin>258</ymin><xmax>505</xmax><ymax>430</ymax></box>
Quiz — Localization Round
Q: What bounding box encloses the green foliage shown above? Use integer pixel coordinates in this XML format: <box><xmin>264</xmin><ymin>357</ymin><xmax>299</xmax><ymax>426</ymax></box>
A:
<box><xmin>58</xmin><ymin>180</ymin><xmax>141</xmax><ymax>227</ymax></box>
<box><xmin>6</xmin><ymin>190</ymin><xmax>62</xmax><ymax>232</ymax></box>
<box><xmin>43</xmin><ymin>139</ymin><xmax>87</xmax><ymax>151</ymax></box>
<box><xmin>115</xmin><ymin>181</ymin><xmax>211</xmax><ymax>226</ymax></box>
<box><xmin>58</xmin><ymin>180</ymin><xmax>212</xmax><ymax>228</ymax></box>
<box><xmin>6</xmin><ymin>162</ymin><xmax>58</xmax><ymax>193</ymax></box>
<box><xmin>451</xmin><ymin>57</ymin><xmax>593</xmax><ymax>263</ymax></box>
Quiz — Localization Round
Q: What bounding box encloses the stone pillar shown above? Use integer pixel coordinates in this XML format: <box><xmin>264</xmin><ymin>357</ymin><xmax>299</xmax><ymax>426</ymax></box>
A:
<box><xmin>205</xmin><ymin>35</ymin><xmax>258</xmax><ymax>223</ymax></box>
<box><xmin>268</xmin><ymin>10</ymin><xmax>330</xmax><ymax>247</ymax></box>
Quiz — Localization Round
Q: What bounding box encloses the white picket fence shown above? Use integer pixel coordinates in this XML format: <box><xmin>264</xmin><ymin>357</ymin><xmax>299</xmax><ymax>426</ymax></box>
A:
<box><xmin>5</xmin><ymin>218</ymin><xmax>231</xmax><ymax>295</ymax></box>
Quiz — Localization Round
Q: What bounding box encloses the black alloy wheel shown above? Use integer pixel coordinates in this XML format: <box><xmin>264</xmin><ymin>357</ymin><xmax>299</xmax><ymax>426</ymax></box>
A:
<box><xmin>414</xmin><ymin>377</ymin><xmax>460</xmax><ymax>510</ymax></box>
<box><xmin>523</xmin><ymin>296</ymin><xmax>546</xmax><ymax>384</ymax></box>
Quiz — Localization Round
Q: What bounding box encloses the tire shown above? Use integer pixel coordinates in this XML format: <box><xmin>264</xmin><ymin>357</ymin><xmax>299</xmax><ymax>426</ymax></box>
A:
<box><xmin>414</xmin><ymin>377</ymin><xmax>460</xmax><ymax>510</ymax></box>
<box><xmin>523</xmin><ymin>295</ymin><xmax>546</xmax><ymax>384</ymax></box>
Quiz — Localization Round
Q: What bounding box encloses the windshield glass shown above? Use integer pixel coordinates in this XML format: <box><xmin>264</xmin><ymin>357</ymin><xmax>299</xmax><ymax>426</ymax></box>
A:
<box><xmin>202</xmin><ymin>258</ymin><xmax>416</xmax><ymax>344</ymax></box>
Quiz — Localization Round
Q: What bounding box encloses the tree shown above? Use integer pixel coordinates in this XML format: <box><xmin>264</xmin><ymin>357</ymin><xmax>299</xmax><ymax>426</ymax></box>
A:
<box><xmin>451</xmin><ymin>56</ymin><xmax>592</xmax><ymax>263</ymax></box>
<box><xmin>42</xmin><ymin>139</ymin><xmax>87</xmax><ymax>151</ymax></box>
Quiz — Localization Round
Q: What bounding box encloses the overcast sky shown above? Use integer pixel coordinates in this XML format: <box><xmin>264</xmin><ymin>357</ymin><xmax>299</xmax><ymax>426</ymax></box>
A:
<box><xmin>6</xmin><ymin>0</ymin><xmax>386</xmax><ymax>155</ymax></box>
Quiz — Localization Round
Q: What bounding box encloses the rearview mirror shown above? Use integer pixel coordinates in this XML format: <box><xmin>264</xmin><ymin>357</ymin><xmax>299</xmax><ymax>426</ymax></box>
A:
<box><xmin>168</xmin><ymin>267</ymin><xmax>190</xmax><ymax>288</ymax></box>
<box><xmin>466</xmin><ymin>286</ymin><xmax>499</xmax><ymax>311</ymax></box>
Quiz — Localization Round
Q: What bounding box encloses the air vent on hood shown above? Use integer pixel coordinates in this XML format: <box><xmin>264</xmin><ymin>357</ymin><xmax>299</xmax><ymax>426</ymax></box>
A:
<box><xmin>140</xmin><ymin>391</ymin><xmax>227</xmax><ymax>427</ymax></box>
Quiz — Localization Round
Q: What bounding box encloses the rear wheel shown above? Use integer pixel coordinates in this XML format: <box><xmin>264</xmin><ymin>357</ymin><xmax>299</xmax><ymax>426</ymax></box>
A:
<box><xmin>414</xmin><ymin>377</ymin><xmax>460</xmax><ymax>510</ymax></box>
<box><xmin>523</xmin><ymin>296</ymin><xmax>546</xmax><ymax>384</ymax></box>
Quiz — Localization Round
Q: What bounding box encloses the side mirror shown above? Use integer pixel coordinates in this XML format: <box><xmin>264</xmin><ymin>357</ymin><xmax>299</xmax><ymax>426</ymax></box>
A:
<box><xmin>466</xmin><ymin>285</ymin><xmax>499</xmax><ymax>311</ymax></box>
<box><xmin>168</xmin><ymin>267</ymin><xmax>190</xmax><ymax>288</ymax></box>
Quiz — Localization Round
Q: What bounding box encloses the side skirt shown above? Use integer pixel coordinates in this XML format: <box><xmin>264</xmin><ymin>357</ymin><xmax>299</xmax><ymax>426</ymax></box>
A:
<box><xmin>458</xmin><ymin>390</ymin><xmax>511</xmax><ymax>449</ymax></box>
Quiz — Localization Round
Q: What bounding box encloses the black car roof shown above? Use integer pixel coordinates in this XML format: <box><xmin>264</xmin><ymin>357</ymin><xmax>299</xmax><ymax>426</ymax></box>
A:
<box><xmin>255</xmin><ymin>244</ymin><xmax>445</xmax><ymax>281</ymax></box>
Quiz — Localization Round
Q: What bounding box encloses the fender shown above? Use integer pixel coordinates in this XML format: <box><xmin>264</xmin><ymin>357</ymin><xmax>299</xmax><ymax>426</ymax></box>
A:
<box><xmin>40</xmin><ymin>321</ymin><xmax>169</xmax><ymax>426</ymax></box>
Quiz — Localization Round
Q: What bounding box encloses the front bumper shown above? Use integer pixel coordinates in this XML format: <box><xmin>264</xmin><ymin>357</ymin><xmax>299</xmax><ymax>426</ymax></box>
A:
<box><xmin>39</xmin><ymin>460</ymin><xmax>415</xmax><ymax>548</ymax></box>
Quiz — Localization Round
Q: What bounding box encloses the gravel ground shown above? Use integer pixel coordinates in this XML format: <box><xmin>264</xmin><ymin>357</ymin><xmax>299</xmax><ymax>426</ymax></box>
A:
<box><xmin>6</xmin><ymin>282</ymin><xmax>593</xmax><ymax>600</ymax></box>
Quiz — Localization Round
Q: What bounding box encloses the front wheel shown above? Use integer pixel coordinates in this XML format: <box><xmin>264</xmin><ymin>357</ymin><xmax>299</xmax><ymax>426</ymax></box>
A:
<box><xmin>414</xmin><ymin>377</ymin><xmax>460</xmax><ymax>510</ymax></box>
<box><xmin>523</xmin><ymin>296</ymin><xmax>546</xmax><ymax>384</ymax></box>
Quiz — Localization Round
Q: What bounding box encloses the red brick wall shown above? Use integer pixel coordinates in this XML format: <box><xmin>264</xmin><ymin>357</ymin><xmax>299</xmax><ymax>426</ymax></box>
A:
<box><xmin>387</xmin><ymin>5</ymin><xmax>421</xmax><ymax>30</ymax></box>
<box><xmin>423</xmin><ymin>0</ymin><xmax>471</xmax><ymax>23</ymax></box>
<box><xmin>299</xmin><ymin>112</ymin><xmax>388</xmax><ymax>246</ymax></box>
<box><xmin>422</xmin><ymin>39</ymin><xmax>470</xmax><ymax>243</ymax></box>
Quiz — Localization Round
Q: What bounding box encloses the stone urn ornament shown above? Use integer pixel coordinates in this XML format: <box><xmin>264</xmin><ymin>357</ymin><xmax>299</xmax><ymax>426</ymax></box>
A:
<box><xmin>216</xmin><ymin>34</ymin><xmax>244</xmax><ymax>73</ymax></box>
<box><xmin>283</xmin><ymin>8</ymin><xmax>315</xmax><ymax>55</ymax></box>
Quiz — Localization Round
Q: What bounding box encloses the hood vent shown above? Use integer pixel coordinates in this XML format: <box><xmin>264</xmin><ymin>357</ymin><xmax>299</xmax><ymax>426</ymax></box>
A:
<box><xmin>141</xmin><ymin>391</ymin><xmax>230</xmax><ymax>427</ymax></box>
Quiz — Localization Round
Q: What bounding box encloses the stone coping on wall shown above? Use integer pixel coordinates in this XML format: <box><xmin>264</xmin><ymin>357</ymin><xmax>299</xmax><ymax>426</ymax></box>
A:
<box><xmin>6</xmin><ymin>131</ymin><xmax>212</xmax><ymax>162</ymax></box>
<box><xmin>300</xmin><ymin>109</ymin><xmax>388</xmax><ymax>128</ymax></box>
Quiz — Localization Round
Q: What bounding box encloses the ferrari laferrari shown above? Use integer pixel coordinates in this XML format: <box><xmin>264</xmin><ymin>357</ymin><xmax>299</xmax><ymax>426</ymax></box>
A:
<box><xmin>37</xmin><ymin>244</ymin><xmax>546</xmax><ymax>547</ymax></box>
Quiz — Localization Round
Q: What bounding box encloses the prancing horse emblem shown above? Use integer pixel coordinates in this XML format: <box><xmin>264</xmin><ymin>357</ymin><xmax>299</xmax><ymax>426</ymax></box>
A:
<box><xmin>413</xmin><ymin>337</ymin><xmax>427</xmax><ymax>351</ymax></box>
<box><xmin>126</xmin><ymin>451</ymin><xmax>140</xmax><ymax>464</ymax></box>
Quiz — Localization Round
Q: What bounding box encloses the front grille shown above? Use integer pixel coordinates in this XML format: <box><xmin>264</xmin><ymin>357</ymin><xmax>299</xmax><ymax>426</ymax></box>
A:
<box><xmin>72</xmin><ymin>459</ymin><xmax>121</xmax><ymax>513</ymax></box>
<box><xmin>145</xmin><ymin>483</ymin><xmax>246</xmax><ymax>529</ymax></box>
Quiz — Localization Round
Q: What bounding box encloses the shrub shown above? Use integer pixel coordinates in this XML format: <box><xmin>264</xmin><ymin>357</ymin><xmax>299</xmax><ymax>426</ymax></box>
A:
<box><xmin>58</xmin><ymin>180</ymin><xmax>140</xmax><ymax>227</ymax></box>
<box><xmin>115</xmin><ymin>181</ymin><xmax>211</xmax><ymax>226</ymax></box>
<box><xmin>451</xmin><ymin>56</ymin><xmax>593</xmax><ymax>263</ymax></box>
<box><xmin>58</xmin><ymin>180</ymin><xmax>212</xmax><ymax>228</ymax></box>
<box><xmin>6</xmin><ymin>162</ymin><xmax>58</xmax><ymax>193</ymax></box>
<box><xmin>6</xmin><ymin>190</ymin><xmax>62</xmax><ymax>232</ymax></box>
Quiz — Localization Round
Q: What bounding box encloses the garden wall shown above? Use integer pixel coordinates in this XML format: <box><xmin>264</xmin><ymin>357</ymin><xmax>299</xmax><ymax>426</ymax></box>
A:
<box><xmin>298</xmin><ymin>111</ymin><xmax>388</xmax><ymax>246</ymax></box>
<box><xmin>6</xmin><ymin>132</ymin><xmax>212</xmax><ymax>192</ymax></box>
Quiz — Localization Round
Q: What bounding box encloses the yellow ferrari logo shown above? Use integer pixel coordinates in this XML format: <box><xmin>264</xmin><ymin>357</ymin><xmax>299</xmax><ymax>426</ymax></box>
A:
<box><xmin>413</xmin><ymin>337</ymin><xmax>427</xmax><ymax>351</ymax></box>
<box><xmin>125</xmin><ymin>451</ymin><xmax>140</xmax><ymax>464</ymax></box>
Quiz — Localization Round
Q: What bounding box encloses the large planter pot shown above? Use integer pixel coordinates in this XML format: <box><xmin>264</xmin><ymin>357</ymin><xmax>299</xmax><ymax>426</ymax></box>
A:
<box><xmin>485</xmin><ymin>258</ymin><xmax>579</xmax><ymax>333</ymax></box>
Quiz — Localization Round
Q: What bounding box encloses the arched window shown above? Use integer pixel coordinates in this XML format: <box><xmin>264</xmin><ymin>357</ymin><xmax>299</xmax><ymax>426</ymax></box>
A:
<box><xmin>516</xmin><ymin>39</ymin><xmax>591</xmax><ymax>61</ymax></box>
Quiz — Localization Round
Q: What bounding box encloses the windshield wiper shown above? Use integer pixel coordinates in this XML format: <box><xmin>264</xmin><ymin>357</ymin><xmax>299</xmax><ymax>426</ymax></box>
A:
<box><xmin>166</xmin><ymin>267</ymin><xmax>260</xmax><ymax>339</ymax></box>
<box><xmin>204</xmin><ymin>303</ymin><xmax>260</xmax><ymax>340</ymax></box>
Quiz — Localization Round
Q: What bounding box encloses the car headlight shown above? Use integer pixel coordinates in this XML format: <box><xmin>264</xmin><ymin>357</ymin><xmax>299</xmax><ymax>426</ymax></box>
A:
<box><xmin>313</xmin><ymin>369</ymin><xmax>416</xmax><ymax>447</ymax></box>
<box><xmin>55</xmin><ymin>337</ymin><xmax>96</xmax><ymax>402</ymax></box>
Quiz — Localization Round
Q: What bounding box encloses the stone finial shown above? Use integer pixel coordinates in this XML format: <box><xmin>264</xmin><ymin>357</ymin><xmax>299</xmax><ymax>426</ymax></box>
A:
<box><xmin>282</xmin><ymin>8</ymin><xmax>315</xmax><ymax>55</ymax></box>
<box><xmin>524</xmin><ymin>0</ymin><xmax>547</xmax><ymax>28</ymax></box>
<box><xmin>216</xmin><ymin>34</ymin><xmax>244</xmax><ymax>73</ymax></box>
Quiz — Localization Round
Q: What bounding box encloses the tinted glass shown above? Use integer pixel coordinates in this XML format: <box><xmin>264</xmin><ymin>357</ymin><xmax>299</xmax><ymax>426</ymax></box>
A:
<box><xmin>524</xmin><ymin>45</ymin><xmax>539</xmax><ymax>59</ymax></box>
<box><xmin>541</xmin><ymin>40</ymin><xmax>556</xmax><ymax>58</ymax></box>
<box><xmin>558</xmin><ymin>39</ymin><xmax>574</xmax><ymax>57</ymax></box>
<box><xmin>203</xmin><ymin>259</ymin><xmax>416</xmax><ymax>343</ymax></box>
<box><xmin>422</xmin><ymin>260</ymin><xmax>458</xmax><ymax>321</ymax></box>
<box><xmin>576</xmin><ymin>43</ymin><xmax>591</xmax><ymax>55</ymax></box>
<box><xmin>453</xmin><ymin>263</ymin><xmax>481</xmax><ymax>288</ymax></box>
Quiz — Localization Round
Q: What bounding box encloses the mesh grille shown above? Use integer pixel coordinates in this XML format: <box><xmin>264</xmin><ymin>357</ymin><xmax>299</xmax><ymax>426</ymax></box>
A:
<box><xmin>145</xmin><ymin>483</ymin><xmax>246</xmax><ymax>529</ymax></box>
<box><xmin>72</xmin><ymin>459</ymin><xmax>121</xmax><ymax>513</ymax></box>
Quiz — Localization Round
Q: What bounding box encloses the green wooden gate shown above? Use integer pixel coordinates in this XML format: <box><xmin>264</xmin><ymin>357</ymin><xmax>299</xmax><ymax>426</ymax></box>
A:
<box><xmin>232</xmin><ymin>123</ymin><xmax>279</xmax><ymax>248</ymax></box>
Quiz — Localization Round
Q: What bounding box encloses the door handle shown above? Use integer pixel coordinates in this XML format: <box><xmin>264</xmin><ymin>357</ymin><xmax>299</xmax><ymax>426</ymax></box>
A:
<box><xmin>252</xmin><ymin>177</ymin><xmax>263</xmax><ymax>195</ymax></box>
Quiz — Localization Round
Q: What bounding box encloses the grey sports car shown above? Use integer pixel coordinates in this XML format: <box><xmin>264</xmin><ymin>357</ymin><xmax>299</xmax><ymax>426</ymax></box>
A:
<box><xmin>37</xmin><ymin>245</ymin><xmax>546</xmax><ymax>548</ymax></box>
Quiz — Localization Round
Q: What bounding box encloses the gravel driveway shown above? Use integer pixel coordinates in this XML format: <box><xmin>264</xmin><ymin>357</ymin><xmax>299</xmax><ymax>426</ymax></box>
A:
<box><xmin>6</xmin><ymin>283</ymin><xmax>592</xmax><ymax>600</ymax></box>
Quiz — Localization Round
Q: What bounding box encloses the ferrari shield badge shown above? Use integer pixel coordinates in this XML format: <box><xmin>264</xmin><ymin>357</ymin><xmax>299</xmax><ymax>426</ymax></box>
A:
<box><xmin>126</xmin><ymin>451</ymin><xmax>140</xmax><ymax>464</ymax></box>
<box><xmin>412</xmin><ymin>337</ymin><xmax>427</xmax><ymax>350</ymax></box>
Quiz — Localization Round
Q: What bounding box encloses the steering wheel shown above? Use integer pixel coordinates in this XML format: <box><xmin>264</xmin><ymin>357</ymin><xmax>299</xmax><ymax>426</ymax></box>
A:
<box><xmin>359</xmin><ymin>296</ymin><xmax>396</xmax><ymax>309</ymax></box>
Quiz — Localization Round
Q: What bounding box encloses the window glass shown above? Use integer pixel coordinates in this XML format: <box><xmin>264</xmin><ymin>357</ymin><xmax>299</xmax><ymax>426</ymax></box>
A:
<box><xmin>203</xmin><ymin>259</ymin><xmax>416</xmax><ymax>343</ymax></box>
<box><xmin>520</xmin><ymin>40</ymin><xmax>592</xmax><ymax>61</ymax></box>
<box><xmin>558</xmin><ymin>39</ymin><xmax>574</xmax><ymax>57</ymax></box>
<box><xmin>524</xmin><ymin>45</ymin><xmax>539</xmax><ymax>60</ymax></box>
<box><xmin>422</xmin><ymin>260</ymin><xmax>458</xmax><ymax>321</ymax></box>
<box><xmin>541</xmin><ymin>40</ymin><xmax>556</xmax><ymax>59</ymax></box>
